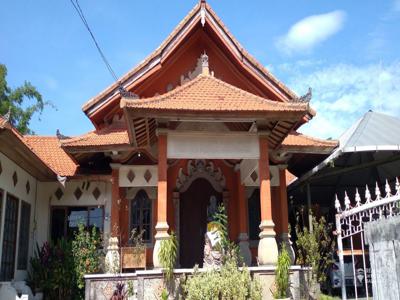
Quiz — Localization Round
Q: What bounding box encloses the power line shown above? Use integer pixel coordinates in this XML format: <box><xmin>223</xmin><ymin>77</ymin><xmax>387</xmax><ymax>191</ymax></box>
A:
<box><xmin>69</xmin><ymin>0</ymin><xmax>119</xmax><ymax>83</ymax></box>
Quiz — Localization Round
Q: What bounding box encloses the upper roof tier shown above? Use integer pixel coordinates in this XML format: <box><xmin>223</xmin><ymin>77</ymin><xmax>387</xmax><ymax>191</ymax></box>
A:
<box><xmin>121</xmin><ymin>73</ymin><xmax>313</xmax><ymax>119</ymax></box>
<box><xmin>82</xmin><ymin>1</ymin><xmax>307</xmax><ymax>127</ymax></box>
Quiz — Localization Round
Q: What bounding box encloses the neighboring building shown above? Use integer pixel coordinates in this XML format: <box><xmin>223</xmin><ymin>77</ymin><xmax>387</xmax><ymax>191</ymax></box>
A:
<box><xmin>289</xmin><ymin>111</ymin><xmax>400</xmax><ymax>226</ymax></box>
<box><xmin>0</xmin><ymin>0</ymin><xmax>337</xmax><ymax>286</ymax></box>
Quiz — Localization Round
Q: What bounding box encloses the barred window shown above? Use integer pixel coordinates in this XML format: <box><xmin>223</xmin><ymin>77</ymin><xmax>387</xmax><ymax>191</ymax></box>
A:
<box><xmin>17</xmin><ymin>201</ymin><xmax>31</xmax><ymax>270</ymax></box>
<box><xmin>0</xmin><ymin>194</ymin><xmax>19</xmax><ymax>281</ymax></box>
<box><xmin>130</xmin><ymin>190</ymin><xmax>152</xmax><ymax>242</ymax></box>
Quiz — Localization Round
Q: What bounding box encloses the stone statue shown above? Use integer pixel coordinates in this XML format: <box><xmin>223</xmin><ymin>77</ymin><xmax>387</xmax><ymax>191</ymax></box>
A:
<box><xmin>203</xmin><ymin>198</ymin><xmax>222</xmax><ymax>268</ymax></box>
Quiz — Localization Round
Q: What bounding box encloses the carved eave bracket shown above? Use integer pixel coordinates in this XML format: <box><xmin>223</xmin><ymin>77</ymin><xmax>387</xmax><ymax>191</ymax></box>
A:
<box><xmin>270</xmin><ymin>150</ymin><xmax>293</xmax><ymax>164</ymax></box>
<box><xmin>176</xmin><ymin>159</ymin><xmax>226</xmax><ymax>193</ymax></box>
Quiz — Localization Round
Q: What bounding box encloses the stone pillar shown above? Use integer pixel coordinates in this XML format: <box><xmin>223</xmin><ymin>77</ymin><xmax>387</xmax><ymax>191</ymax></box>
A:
<box><xmin>153</xmin><ymin>132</ymin><xmax>170</xmax><ymax>268</ymax></box>
<box><xmin>278</xmin><ymin>165</ymin><xmax>295</xmax><ymax>263</ymax></box>
<box><xmin>257</xmin><ymin>135</ymin><xmax>278</xmax><ymax>265</ymax></box>
<box><xmin>237</xmin><ymin>171</ymin><xmax>252</xmax><ymax>265</ymax></box>
<box><xmin>105</xmin><ymin>165</ymin><xmax>121</xmax><ymax>273</ymax></box>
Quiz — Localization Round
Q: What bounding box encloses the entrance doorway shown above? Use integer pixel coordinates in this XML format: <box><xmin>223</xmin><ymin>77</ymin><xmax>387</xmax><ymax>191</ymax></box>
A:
<box><xmin>179</xmin><ymin>178</ymin><xmax>222</xmax><ymax>268</ymax></box>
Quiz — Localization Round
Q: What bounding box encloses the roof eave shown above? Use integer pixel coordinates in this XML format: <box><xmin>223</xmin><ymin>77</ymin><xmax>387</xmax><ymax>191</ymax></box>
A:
<box><xmin>0</xmin><ymin>130</ymin><xmax>56</xmax><ymax>180</ymax></box>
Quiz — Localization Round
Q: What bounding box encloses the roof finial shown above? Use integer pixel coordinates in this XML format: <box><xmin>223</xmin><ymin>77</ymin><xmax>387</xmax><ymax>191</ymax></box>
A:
<box><xmin>200</xmin><ymin>2</ymin><xmax>206</xmax><ymax>27</ymax></box>
<box><xmin>200</xmin><ymin>51</ymin><xmax>209</xmax><ymax>75</ymax></box>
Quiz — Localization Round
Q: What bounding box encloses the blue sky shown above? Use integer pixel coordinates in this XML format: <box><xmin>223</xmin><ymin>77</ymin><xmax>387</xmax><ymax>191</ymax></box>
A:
<box><xmin>1</xmin><ymin>0</ymin><xmax>400</xmax><ymax>138</ymax></box>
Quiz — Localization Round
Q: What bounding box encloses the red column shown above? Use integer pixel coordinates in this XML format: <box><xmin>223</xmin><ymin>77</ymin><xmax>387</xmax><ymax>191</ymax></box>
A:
<box><xmin>153</xmin><ymin>132</ymin><xmax>170</xmax><ymax>268</ymax></box>
<box><xmin>278</xmin><ymin>168</ymin><xmax>289</xmax><ymax>234</ymax></box>
<box><xmin>278</xmin><ymin>166</ymin><xmax>295</xmax><ymax>262</ymax></box>
<box><xmin>237</xmin><ymin>174</ymin><xmax>248</xmax><ymax>235</ymax></box>
<box><xmin>237</xmin><ymin>170</ymin><xmax>252</xmax><ymax>265</ymax></box>
<box><xmin>257</xmin><ymin>134</ymin><xmax>278</xmax><ymax>265</ymax></box>
<box><xmin>157</xmin><ymin>133</ymin><xmax>168</xmax><ymax>224</ymax></box>
<box><xmin>258</xmin><ymin>136</ymin><xmax>272</xmax><ymax>222</ymax></box>
<box><xmin>111</xmin><ymin>167</ymin><xmax>120</xmax><ymax>237</ymax></box>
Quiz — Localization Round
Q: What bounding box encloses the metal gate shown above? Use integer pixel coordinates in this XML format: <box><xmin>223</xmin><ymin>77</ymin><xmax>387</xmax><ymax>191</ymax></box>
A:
<box><xmin>335</xmin><ymin>178</ymin><xmax>400</xmax><ymax>299</ymax></box>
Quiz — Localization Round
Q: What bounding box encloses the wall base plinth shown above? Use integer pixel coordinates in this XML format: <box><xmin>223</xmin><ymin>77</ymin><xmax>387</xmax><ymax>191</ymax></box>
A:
<box><xmin>238</xmin><ymin>232</ymin><xmax>252</xmax><ymax>266</ymax></box>
<box><xmin>258</xmin><ymin>220</ymin><xmax>278</xmax><ymax>265</ymax></box>
<box><xmin>152</xmin><ymin>222</ymin><xmax>170</xmax><ymax>268</ymax></box>
<box><xmin>105</xmin><ymin>237</ymin><xmax>120</xmax><ymax>273</ymax></box>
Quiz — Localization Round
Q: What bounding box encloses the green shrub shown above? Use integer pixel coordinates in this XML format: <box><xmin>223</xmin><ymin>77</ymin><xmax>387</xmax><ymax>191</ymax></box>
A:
<box><xmin>182</xmin><ymin>256</ymin><xmax>262</xmax><ymax>300</ymax></box>
<box><xmin>182</xmin><ymin>204</ymin><xmax>261</xmax><ymax>300</ymax></box>
<box><xmin>28</xmin><ymin>239</ymin><xmax>75</xmax><ymax>299</ymax></box>
<box><xmin>159</xmin><ymin>231</ymin><xmax>178</xmax><ymax>283</ymax></box>
<box><xmin>319</xmin><ymin>294</ymin><xmax>340</xmax><ymax>300</ymax></box>
<box><xmin>274</xmin><ymin>244</ymin><xmax>291</xmax><ymax>299</ymax></box>
<box><xmin>72</xmin><ymin>223</ymin><xmax>104</xmax><ymax>298</ymax></box>
<box><xmin>212</xmin><ymin>204</ymin><xmax>241</xmax><ymax>264</ymax></box>
<box><xmin>28</xmin><ymin>225</ymin><xmax>103</xmax><ymax>300</ymax></box>
<box><xmin>295</xmin><ymin>213</ymin><xmax>335</xmax><ymax>293</ymax></box>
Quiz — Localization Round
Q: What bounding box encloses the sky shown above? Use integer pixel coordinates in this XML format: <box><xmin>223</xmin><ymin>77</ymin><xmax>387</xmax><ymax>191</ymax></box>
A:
<box><xmin>1</xmin><ymin>0</ymin><xmax>400</xmax><ymax>139</ymax></box>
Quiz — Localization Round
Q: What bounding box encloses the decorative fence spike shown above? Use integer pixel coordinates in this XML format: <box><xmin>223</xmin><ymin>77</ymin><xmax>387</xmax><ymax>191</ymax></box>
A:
<box><xmin>375</xmin><ymin>182</ymin><xmax>381</xmax><ymax>200</ymax></box>
<box><xmin>385</xmin><ymin>179</ymin><xmax>391</xmax><ymax>197</ymax></box>
<box><xmin>365</xmin><ymin>185</ymin><xmax>371</xmax><ymax>203</ymax></box>
<box><xmin>335</xmin><ymin>176</ymin><xmax>400</xmax><ymax>300</ymax></box>
<box><xmin>335</xmin><ymin>194</ymin><xmax>341</xmax><ymax>213</ymax></box>
<box><xmin>344</xmin><ymin>191</ymin><xmax>351</xmax><ymax>210</ymax></box>
<box><xmin>355</xmin><ymin>188</ymin><xmax>361</xmax><ymax>207</ymax></box>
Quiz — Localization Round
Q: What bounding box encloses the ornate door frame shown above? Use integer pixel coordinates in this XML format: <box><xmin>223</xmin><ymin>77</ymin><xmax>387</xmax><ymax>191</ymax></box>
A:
<box><xmin>173</xmin><ymin>160</ymin><xmax>229</xmax><ymax>266</ymax></box>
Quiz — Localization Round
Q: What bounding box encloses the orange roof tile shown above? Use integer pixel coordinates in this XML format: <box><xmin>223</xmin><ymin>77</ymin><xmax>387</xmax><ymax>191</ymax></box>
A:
<box><xmin>24</xmin><ymin>136</ymin><xmax>78</xmax><ymax>176</ymax></box>
<box><xmin>282</xmin><ymin>132</ymin><xmax>338</xmax><ymax>148</ymax></box>
<box><xmin>61</xmin><ymin>127</ymin><xmax>130</xmax><ymax>149</ymax></box>
<box><xmin>121</xmin><ymin>74</ymin><xmax>310</xmax><ymax>114</ymax></box>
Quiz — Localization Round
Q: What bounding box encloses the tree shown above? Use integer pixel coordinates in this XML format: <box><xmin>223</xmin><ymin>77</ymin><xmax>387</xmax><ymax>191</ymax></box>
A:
<box><xmin>0</xmin><ymin>63</ymin><xmax>50</xmax><ymax>134</ymax></box>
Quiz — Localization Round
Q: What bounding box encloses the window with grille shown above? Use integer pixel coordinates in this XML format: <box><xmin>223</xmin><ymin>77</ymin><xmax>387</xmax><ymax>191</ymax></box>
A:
<box><xmin>50</xmin><ymin>206</ymin><xmax>104</xmax><ymax>241</ymax></box>
<box><xmin>248</xmin><ymin>189</ymin><xmax>261</xmax><ymax>241</ymax></box>
<box><xmin>0</xmin><ymin>194</ymin><xmax>19</xmax><ymax>281</ymax></box>
<box><xmin>130</xmin><ymin>190</ymin><xmax>152</xmax><ymax>242</ymax></box>
<box><xmin>17</xmin><ymin>201</ymin><xmax>31</xmax><ymax>270</ymax></box>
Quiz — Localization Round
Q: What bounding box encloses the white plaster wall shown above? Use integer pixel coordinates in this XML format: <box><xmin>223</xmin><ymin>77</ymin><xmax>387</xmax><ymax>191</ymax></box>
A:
<box><xmin>119</xmin><ymin>165</ymin><xmax>158</xmax><ymax>187</ymax></box>
<box><xmin>0</xmin><ymin>152</ymin><xmax>113</xmax><ymax>282</ymax></box>
<box><xmin>0</xmin><ymin>152</ymin><xmax>38</xmax><ymax>281</ymax></box>
<box><xmin>167</xmin><ymin>132</ymin><xmax>260</xmax><ymax>159</ymax></box>
<box><xmin>36</xmin><ymin>180</ymin><xmax>112</xmax><ymax>246</ymax></box>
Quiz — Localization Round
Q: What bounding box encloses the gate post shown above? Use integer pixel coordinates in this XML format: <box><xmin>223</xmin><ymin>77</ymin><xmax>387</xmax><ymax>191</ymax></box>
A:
<box><xmin>335</xmin><ymin>213</ymin><xmax>347</xmax><ymax>300</ymax></box>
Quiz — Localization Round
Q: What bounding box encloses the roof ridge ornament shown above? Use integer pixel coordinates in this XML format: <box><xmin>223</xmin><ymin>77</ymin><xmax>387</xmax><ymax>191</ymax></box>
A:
<box><xmin>118</xmin><ymin>84</ymin><xmax>139</xmax><ymax>99</ymax></box>
<box><xmin>56</xmin><ymin>129</ymin><xmax>70</xmax><ymax>140</ymax></box>
<box><xmin>295</xmin><ymin>87</ymin><xmax>312</xmax><ymax>103</ymax></box>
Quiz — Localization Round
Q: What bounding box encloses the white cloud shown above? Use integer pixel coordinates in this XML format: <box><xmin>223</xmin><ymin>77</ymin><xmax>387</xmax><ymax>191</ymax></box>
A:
<box><xmin>276</xmin><ymin>10</ymin><xmax>346</xmax><ymax>55</ymax></box>
<box><xmin>284</xmin><ymin>61</ymin><xmax>400</xmax><ymax>139</ymax></box>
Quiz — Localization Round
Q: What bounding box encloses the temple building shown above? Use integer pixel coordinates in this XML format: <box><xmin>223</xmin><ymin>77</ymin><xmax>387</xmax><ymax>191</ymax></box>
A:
<box><xmin>0</xmin><ymin>0</ymin><xmax>337</xmax><ymax>284</ymax></box>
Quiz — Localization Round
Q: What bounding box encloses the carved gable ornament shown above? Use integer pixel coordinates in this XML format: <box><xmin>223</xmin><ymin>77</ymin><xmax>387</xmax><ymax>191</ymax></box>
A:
<box><xmin>176</xmin><ymin>159</ymin><xmax>226</xmax><ymax>193</ymax></box>
<box><xmin>180</xmin><ymin>52</ymin><xmax>212</xmax><ymax>85</ymax></box>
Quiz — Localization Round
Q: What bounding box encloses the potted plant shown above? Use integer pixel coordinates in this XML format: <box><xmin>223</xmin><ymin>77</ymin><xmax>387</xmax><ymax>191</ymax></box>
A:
<box><xmin>121</xmin><ymin>229</ymin><xmax>146</xmax><ymax>271</ymax></box>
<box><xmin>273</xmin><ymin>244</ymin><xmax>291</xmax><ymax>300</ymax></box>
